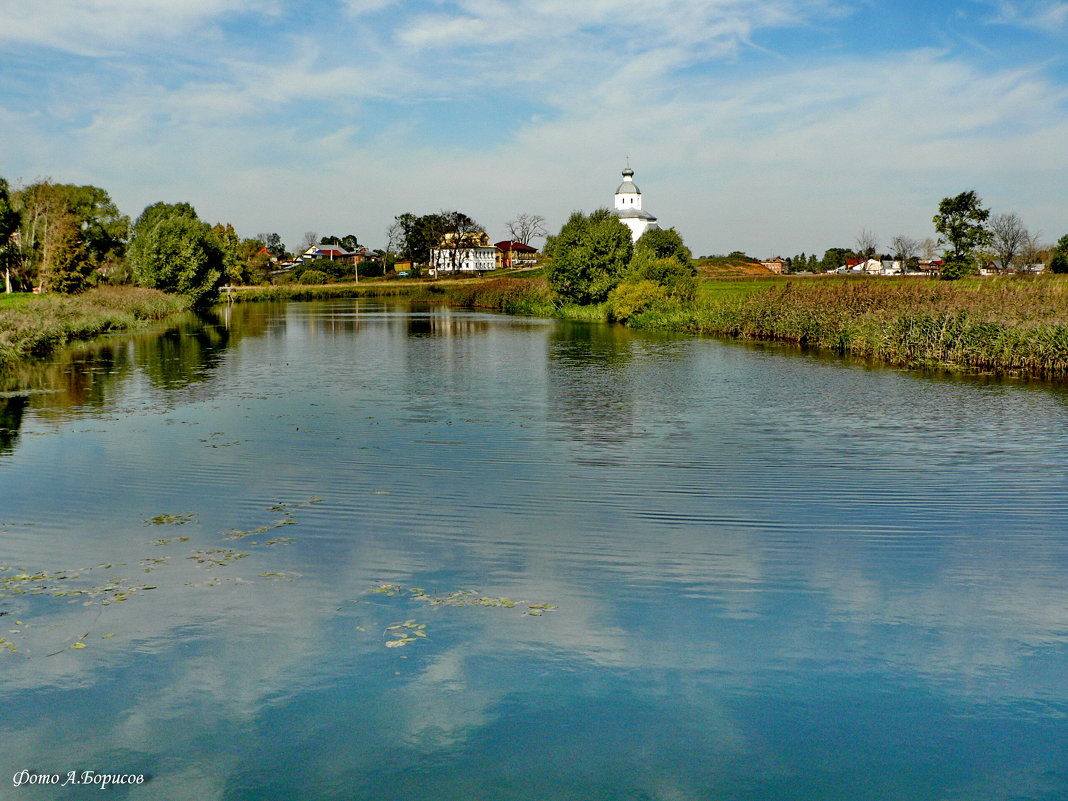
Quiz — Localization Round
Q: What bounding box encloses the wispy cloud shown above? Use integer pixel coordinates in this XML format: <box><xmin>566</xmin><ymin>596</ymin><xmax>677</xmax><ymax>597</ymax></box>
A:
<box><xmin>984</xmin><ymin>0</ymin><xmax>1068</xmax><ymax>31</ymax></box>
<box><xmin>0</xmin><ymin>0</ymin><xmax>279</xmax><ymax>55</ymax></box>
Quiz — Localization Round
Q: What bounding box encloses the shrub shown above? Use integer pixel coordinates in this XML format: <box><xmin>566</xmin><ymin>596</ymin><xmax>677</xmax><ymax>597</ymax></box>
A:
<box><xmin>940</xmin><ymin>258</ymin><xmax>977</xmax><ymax>281</ymax></box>
<box><xmin>627</xmin><ymin>253</ymin><xmax>697</xmax><ymax>301</ymax></box>
<box><xmin>301</xmin><ymin>258</ymin><xmax>350</xmax><ymax>280</ymax></box>
<box><xmin>606</xmin><ymin>280</ymin><xmax>668</xmax><ymax>322</ymax></box>
<box><xmin>298</xmin><ymin>269</ymin><xmax>329</xmax><ymax>285</ymax></box>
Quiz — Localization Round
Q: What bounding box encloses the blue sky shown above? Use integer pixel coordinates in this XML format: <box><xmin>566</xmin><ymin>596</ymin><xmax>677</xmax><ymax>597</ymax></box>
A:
<box><xmin>1</xmin><ymin>0</ymin><xmax>1066</xmax><ymax>256</ymax></box>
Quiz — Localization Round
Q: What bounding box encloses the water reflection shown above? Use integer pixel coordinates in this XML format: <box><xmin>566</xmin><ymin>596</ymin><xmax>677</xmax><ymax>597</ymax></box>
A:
<box><xmin>1</xmin><ymin>299</ymin><xmax>1067</xmax><ymax>801</ymax></box>
<box><xmin>0</xmin><ymin>393</ymin><xmax>26</xmax><ymax>455</ymax></box>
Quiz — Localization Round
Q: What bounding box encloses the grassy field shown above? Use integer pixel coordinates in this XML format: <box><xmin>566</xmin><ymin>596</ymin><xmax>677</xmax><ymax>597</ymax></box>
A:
<box><xmin>0</xmin><ymin>287</ymin><xmax>190</xmax><ymax>368</ymax></box>
<box><xmin>693</xmin><ymin>255</ymin><xmax>774</xmax><ymax>277</ymax></box>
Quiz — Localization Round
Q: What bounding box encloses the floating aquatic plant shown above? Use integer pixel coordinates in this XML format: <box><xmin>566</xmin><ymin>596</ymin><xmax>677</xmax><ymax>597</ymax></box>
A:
<box><xmin>146</xmin><ymin>514</ymin><xmax>197</xmax><ymax>526</ymax></box>
<box><xmin>1</xmin><ymin>499</ymin><xmax>319</xmax><ymax>657</ymax></box>
<box><xmin>362</xmin><ymin>583</ymin><xmax>559</xmax><ymax>649</ymax></box>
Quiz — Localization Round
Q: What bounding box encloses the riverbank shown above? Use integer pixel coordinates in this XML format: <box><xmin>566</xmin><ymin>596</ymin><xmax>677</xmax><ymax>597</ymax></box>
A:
<box><xmin>224</xmin><ymin>281</ymin><xmax>436</xmax><ymax>303</ymax></box>
<box><xmin>445</xmin><ymin>274</ymin><xmax>1068</xmax><ymax>379</ymax></box>
<box><xmin>0</xmin><ymin>287</ymin><xmax>190</xmax><ymax>368</ymax></box>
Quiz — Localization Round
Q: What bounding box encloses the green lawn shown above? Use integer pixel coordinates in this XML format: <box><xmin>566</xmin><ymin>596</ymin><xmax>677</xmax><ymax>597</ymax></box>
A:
<box><xmin>0</xmin><ymin>292</ymin><xmax>34</xmax><ymax>309</ymax></box>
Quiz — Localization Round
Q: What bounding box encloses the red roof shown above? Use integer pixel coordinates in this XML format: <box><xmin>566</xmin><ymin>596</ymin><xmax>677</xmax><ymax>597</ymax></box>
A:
<box><xmin>494</xmin><ymin>240</ymin><xmax>537</xmax><ymax>253</ymax></box>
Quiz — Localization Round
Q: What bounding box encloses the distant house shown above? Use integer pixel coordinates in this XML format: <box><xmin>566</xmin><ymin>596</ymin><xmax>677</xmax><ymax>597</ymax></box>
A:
<box><xmin>297</xmin><ymin>244</ymin><xmax>367</xmax><ymax>267</ymax></box>
<box><xmin>860</xmin><ymin>258</ymin><xmax>883</xmax><ymax>274</ymax></box>
<box><xmin>918</xmin><ymin>259</ymin><xmax>943</xmax><ymax>275</ymax></box>
<box><xmin>761</xmin><ymin>257</ymin><xmax>786</xmax><ymax>274</ymax></box>
<box><xmin>429</xmin><ymin>231</ymin><xmax>497</xmax><ymax>274</ymax></box>
<box><xmin>494</xmin><ymin>240</ymin><xmax>538</xmax><ymax>270</ymax></box>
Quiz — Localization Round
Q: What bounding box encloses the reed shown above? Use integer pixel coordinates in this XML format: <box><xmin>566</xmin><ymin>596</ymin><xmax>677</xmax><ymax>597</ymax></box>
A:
<box><xmin>444</xmin><ymin>278</ymin><xmax>556</xmax><ymax>316</ymax></box>
<box><xmin>226</xmin><ymin>282</ymin><xmax>431</xmax><ymax>303</ymax></box>
<box><xmin>0</xmin><ymin>287</ymin><xmax>190</xmax><ymax>368</ymax></box>
<box><xmin>634</xmin><ymin>275</ymin><xmax>1068</xmax><ymax>377</ymax></box>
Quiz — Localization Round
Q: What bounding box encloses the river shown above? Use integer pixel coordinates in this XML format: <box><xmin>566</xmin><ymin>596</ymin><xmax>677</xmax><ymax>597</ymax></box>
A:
<box><xmin>1</xmin><ymin>298</ymin><xmax>1066</xmax><ymax>800</ymax></box>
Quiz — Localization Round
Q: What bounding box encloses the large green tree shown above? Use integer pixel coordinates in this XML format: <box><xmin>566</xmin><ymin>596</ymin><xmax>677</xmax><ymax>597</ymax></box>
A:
<box><xmin>629</xmin><ymin>226</ymin><xmax>697</xmax><ymax>300</ymax></box>
<box><xmin>128</xmin><ymin>202</ymin><xmax>224</xmax><ymax>305</ymax></box>
<box><xmin>933</xmin><ymin>190</ymin><xmax>991</xmax><ymax>279</ymax></box>
<box><xmin>211</xmin><ymin>222</ymin><xmax>246</xmax><ymax>285</ymax></box>
<box><xmin>10</xmin><ymin>182</ymin><xmax>129</xmax><ymax>290</ymax></box>
<box><xmin>634</xmin><ymin>227</ymin><xmax>692</xmax><ymax>265</ymax></box>
<box><xmin>546</xmin><ymin>209</ymin><xmax>633</xmax><ymax>304</ymax></box>
<box><xmin>43</xmin><ymin>216</ymin><xmax>94</xmax><ymax>293</ymax></box>
<box><xmin>392</xmin><ymin>211</ymin><xmax>480</xmax><ymax>268</ymax></box>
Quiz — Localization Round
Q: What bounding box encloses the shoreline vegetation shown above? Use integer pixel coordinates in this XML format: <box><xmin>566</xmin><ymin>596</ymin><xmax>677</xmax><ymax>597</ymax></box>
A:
<box><xmin>444</xmin><ymin>273</ymin><xmax>1068</xmax><ymax>380</ymax></box>
<box><xmin>5</xmin><ymin>273</ymin><xmax>1068</xmax><ymax>381</ymax></box>
<box><xmin>0</xmin><ymin>287</ymin><xmax>190</xmax><ymax>368</ymax></box>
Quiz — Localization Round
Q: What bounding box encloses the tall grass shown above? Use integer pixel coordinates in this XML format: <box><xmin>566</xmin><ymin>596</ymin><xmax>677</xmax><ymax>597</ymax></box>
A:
<box><xmin>634</xmin><ymin>275</ymin><xmax>1068</xmax><ymax>377</ymax></box>
<box><xmin>226</xmin><ymin>282</ymin><xmax>433</xmax><ymax>303</ymax></box>
<box><xmin>0</xmin><ymin>287</ymin><xmax>190</xmax><ymax>368</ymax></box>
<box><xmin>444</xmin><ymin>278</ymin><xmax>556</xmax><ymax>316</ymax></box>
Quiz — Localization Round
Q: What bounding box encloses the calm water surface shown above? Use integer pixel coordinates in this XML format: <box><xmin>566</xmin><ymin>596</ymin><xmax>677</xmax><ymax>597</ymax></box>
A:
<box><xmin>1</xmin><ymin>298</ymin><xmax>1067</xmax><ymax>800</ymax></box>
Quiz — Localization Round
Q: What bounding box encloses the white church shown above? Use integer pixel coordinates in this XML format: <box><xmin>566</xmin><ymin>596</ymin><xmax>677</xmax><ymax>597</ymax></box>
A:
<box><xmin>612</xmin><ymin>165</ymin><xmax>659</xmax><ymax>242</ymax></box>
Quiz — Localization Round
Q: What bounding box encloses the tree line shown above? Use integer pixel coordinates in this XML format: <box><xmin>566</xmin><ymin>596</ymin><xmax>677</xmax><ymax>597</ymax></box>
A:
<box><xmin>0</xmin><ymin>176</ymin><xmax>402</xmax><ymax>302</ymax></box>
<box><xmin>771</xmin><ymin>192</ymin><xmax>1064</xmax><ymax>279</ymax></box>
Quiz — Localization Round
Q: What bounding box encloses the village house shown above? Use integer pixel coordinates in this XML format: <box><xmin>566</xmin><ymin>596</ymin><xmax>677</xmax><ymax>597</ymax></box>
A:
<box><xmin>761</xmin><ymin>257</ymin><xmax>786</xmax><ymax>274</ymax></box>
<box><xmin>429</xmin><ymin>231</ymin><xmax>498</xmax><ymax>275</ymax></box>
<box><xmin>296</xmin><ymin>244</ymin><xmax>367</xmax><ymax>267</ymax></box>
<box><xmin>494</xmin><ymin>240</ymin><xmax>538</xmax><ymax>270</ymax></box>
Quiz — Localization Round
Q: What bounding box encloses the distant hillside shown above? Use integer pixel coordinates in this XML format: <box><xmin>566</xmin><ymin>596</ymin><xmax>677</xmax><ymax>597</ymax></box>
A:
<box><xmin>694</xmin><ymin>256</ymin><xmax>774</xmax><ymax>277</ymax></box>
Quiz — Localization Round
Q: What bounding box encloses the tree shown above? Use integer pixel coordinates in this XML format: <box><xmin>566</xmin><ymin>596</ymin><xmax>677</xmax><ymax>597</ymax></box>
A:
<box><xmin>634</xmin><ymin>227</ymin><xmax>692</xmax><ymax>266</ymax></box>
<box><xmin>856</xmin><ymin>228</ymin><xmax>878</xmax><ymax>258</ymax></box>
<box><xmin>301</xmin><ymin>231</ymin><xmax>318</xmax><ymax>251</ymax></box>
<box><xmin>506</xmin><ymin>213</ymin><xmax>548</xmax><ymax>245</ymax></box>
<box><xmin>1050</xmin><ymin>234</ymin><xmax>1068</xmax><ymax>274</ymax></box>
<box><xmin>128</xmin><ymin>202</ymin><xmax>224</xmax><ymax>305</ymax></box>
<box><xmin>392</xmin><ymin>211</ymin><xmax>481</xmax><ymax>271</ymax></box>
<box><xmin>11</xmin><ymin>182</ymin><xmax>129</xmax><ymax>290</ymax></box>
<box><xmin>989</xmin><ymin>212</ymin><xmax>1030</xmax><ymax>273</ymax></box>
<box><xmin>821</xmin><ymin>247</ymin><xmax>854</xmax><ymax>272</ymax></box>
<box><xmin>0</xmin><ymin>178</ymin><xmax>20</xmax><ymax>293</ymax></box>
<box><xmin>1019</xmin><ymin>229</ymin><xmax>1044</xmax><ymax>272</ymax></box>
<box><xmin>933</xmin><ymin>190</ymin><xmax>991</xmax><ymax>279</ymax></box>
<box><xmin>256</xmin><ymin>232</ymin><xmax>286</xmax><ymax>259</ymax></box>
<box><xmin>890</xmin><ymin>235</ymin><xmax>919</xmax><ymax>274</ymax></box>
<box><xmin>384</xmin><ymin>220</ymin><xmax>403</xmax><ymax>270</ymax></box>
<box><xmin>42</xmin><ymin>216</ymin><xmax>93</xmax><ymax>293</ymax></box>
<box><xmin>393</xmin><ymin>212</ymin><xmax>446</xmax><ymax>266</ymax></box>
<box><xmin>546</xmin><ymin>208</ymin><xmax>633</xmax><ymax>305</ymax></box>
<box><xmin>211</xmin><ymin>223</ymin><xmax>246</xmax><ymax>285</ymax></box>
<box><xmin>628</xmin><ymin>227</ymin><xmax>696</xmax><ymax>300</ymax></box>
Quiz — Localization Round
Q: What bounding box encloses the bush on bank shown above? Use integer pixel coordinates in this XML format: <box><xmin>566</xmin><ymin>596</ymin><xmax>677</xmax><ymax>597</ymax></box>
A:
<box><xmin>0</xmin><ymin>286</ymin><xmax>190</xmax><ymax>368</ymax></box>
